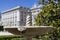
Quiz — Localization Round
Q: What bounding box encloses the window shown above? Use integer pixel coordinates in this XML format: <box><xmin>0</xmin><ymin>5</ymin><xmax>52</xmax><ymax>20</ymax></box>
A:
<box><xmin>37</xmin><ymin>10</ymin><xmax>39</xmax><ymax>12</ymax></box>
<box><xmin>32</xmin><ymin>11</ymin><xmax>36</xmax><ymax>13</ymax></box>
<box><xmin>15</xmin><ymin>24</ymin><xmax>16</xmax><ymax>26</ymax></box>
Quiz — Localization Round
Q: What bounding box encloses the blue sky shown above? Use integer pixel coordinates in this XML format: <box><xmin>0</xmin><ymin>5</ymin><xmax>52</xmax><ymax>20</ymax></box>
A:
<box><xmin>0</xmin><ymin>0</ymin><xmax>39</xmax><ymax>11</ymax></box>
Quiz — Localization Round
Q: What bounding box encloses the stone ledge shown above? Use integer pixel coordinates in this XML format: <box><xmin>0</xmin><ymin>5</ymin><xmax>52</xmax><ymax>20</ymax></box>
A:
<box><xmin>4</xmin><ymin>26</ymin><xmax>53</xmax><ymax>28</ymax></box>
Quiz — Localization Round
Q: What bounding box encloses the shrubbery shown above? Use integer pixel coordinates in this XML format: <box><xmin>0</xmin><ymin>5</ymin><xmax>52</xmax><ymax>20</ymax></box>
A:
<box><xmin>0</xmin><ymin>35</ymin><xmax>25</xmax><ymax>40</ymax></box>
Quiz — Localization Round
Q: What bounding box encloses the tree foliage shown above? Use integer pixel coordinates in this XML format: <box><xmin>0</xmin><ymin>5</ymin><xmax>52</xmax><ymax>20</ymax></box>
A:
<box><xmin>35</xmin><ymin>0</ymin><xmax>60</xmax><ymax>40</ymax></box>
<box><xmin>35</xmin><ymin>0</ymin><xmax>60</xmax><ymax>26</ymax></box>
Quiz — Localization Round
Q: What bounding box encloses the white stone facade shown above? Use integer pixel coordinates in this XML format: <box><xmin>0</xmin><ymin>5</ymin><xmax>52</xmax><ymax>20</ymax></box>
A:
<box><xmin>1</xmin><ymin>6</ymin><xmax>32</xmax><ymax>26</ymax></box>
<box><xmin>1</xmin><ymin>4</ymin><xmax>43</xmax><ymax>26</ymax></box>
<box><xmin>31</xmin><ymin>4</ymin><xmax>43</xmax><ymax>25</ymax></box>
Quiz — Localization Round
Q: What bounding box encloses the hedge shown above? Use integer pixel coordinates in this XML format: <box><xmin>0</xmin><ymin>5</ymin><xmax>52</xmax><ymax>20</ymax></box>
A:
<box><xmin>0</xmin><ymin>35</ymin><xmax>23</xmax><ymax>39</ymax></box>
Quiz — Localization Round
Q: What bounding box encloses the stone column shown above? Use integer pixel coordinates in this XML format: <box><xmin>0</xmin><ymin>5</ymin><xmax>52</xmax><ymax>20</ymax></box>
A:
<box><xmin>26</xmin><ymin>11</ymin><xmax>32</xmax><ymax>26</ymax></box>
<box><xmin>25</xmin><ymin>36</ymin><xmax>32</xmax><ymax>40</ymax></box>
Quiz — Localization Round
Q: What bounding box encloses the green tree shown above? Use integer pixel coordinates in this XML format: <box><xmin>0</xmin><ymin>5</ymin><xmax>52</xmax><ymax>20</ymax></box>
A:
<box><xmin>35</xmin><ymin>0</ymin><xmax>60</xmax><ymax>26</ymax></box>
<box><xmin>35</xmin><ymin>0</ymin><xmax>60</xmax><ymax>40</ymax></box>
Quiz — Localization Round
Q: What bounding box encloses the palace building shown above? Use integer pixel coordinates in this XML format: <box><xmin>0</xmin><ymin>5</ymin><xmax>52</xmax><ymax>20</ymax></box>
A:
<box><xmin>31</xmin><ymin>4</ymin><xmax>43</xmax><ymax>25</ymax></box>
<box><xmin>0</xmin><ymin>4</ymin><xmax>43</xmax><ymax>26</ymax></box>
<box><xmin>1</xmin><ymin>6</ymin><xmax>32</xmax><ymax>26</ymax></box>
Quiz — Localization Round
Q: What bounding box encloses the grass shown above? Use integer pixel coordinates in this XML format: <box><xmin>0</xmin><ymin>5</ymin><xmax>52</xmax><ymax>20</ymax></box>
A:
<box><xmin>0</xmin><ymin>35</ymin><xmax>23</xmax><ymax>39</ymax></box>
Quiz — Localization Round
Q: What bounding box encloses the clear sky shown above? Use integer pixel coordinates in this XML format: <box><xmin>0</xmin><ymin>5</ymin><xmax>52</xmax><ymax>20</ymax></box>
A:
<box><xmin>0</xmin><ymin>0</ymin><xmax>39</xmax><ymax>11</ymax></box>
